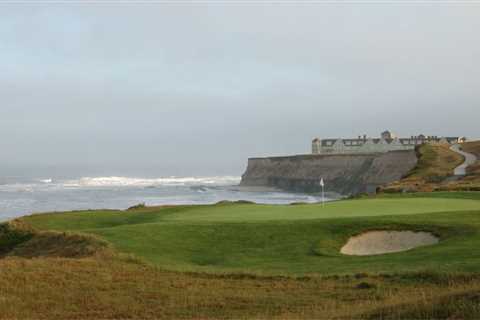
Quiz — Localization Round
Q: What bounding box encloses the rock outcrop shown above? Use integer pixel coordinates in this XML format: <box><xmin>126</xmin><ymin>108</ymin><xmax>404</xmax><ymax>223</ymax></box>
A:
<box><xmin>240</xmin><ymin>151</ymin><xmax>417</xmax><ymax>195</ymax></box>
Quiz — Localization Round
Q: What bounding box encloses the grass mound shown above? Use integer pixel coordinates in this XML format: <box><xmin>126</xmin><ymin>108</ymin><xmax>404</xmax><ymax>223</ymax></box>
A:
<box><xmin>1</xmin><ymin>220</ymin><xmax>112</xmax><ymax>259</ymax></box>
<box><xmin>8</xmin><ymin>231</ymin><xmax>112</xmax><ymax>259</ymax></box>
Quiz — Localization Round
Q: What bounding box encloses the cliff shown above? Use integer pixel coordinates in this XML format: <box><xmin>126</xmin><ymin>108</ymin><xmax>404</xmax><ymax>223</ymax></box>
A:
<box><xmin>240</xmin><ymin>151</ymin><xmax>418</xmax><ymax>195</ymax></box>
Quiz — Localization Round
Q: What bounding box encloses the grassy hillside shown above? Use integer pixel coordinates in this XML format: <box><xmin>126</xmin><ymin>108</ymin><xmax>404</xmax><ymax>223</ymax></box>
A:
<box><xmin>462</xmin><ymin>141</ymin><xmax>480</xmax><ymax>158</ymax></box>
<box><xmin>407</xmin><ymin>144</ymin><xmax>464</xmax><ymax>180</ymax></box>
<box><xmin>458</xmin><ymin>141</ymin><xmax>480</xmax><ymax>186</ymax></box>
<box><xmin>381</xmin><ymin>143</ymin><xmax>480</xmax><ymax>193</ymax></box>
<box><xmin>2</xmin><ymin>192</ymin><xmax>480</xmax><ymax>318</ymax></box>
<box><xmin>20</xmin><ymin>193</ymin><xmax>480</xmax><ymax>275</ymax></box>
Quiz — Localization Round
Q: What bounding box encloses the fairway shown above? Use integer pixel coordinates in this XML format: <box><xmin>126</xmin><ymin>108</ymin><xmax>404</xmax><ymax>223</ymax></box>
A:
<box><xmin>21</xmin><ymin>193</ymin><xmax>480</xmax><ymax>276</ymax></box>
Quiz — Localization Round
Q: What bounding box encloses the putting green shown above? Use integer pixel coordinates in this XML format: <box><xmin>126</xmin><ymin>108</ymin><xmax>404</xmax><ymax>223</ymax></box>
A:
<box><xmin>162</xmin><ymin>198</ymin><xmax>480</xmax><ymax>222</ymax></box>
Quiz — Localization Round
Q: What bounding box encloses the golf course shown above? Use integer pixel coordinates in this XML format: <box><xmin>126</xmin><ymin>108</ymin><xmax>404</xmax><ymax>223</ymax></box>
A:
<box><xmin>2</xmin><ymin>192</ymin><xmax>480</xmax><ymax>318</ymax></box>
<box><xmin>19</xmin><ymin>192</ymin><xmax>480</xmax><ymax>276</ymax></box>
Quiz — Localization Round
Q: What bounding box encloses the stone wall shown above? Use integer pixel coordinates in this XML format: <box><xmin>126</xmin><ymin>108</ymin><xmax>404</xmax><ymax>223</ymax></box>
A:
<box><xmin>240</xmin><ymin>150</ymin><xmax>418</xmax><ymax>195</ymax></box>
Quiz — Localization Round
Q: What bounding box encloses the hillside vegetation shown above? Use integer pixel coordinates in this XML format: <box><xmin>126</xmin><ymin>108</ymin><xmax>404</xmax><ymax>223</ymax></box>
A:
<box><xmin>459</xmin><ymin>141</ymin><xmax>480</xmax><ymax>185</ymax></box>
<box><xmin>381</xmin><ymin>143</ymin><xmax>480</xmax><ymax>193</ymax></box>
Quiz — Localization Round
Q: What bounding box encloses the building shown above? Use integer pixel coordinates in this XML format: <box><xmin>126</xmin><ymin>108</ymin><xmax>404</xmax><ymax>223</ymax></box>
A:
<box><xmin>381</xmin><ymin>130</ymin><xmax>393</xmax><ymax>140</ymax></box>
<box><xmin>312</xmin><ymin>131</ymin><xmax>464</xmax><ymax>155</ymax></box>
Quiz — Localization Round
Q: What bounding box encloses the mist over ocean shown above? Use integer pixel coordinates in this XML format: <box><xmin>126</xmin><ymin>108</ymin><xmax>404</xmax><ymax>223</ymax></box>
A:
<box><xmin>0</xmin><ymin>165</ymin><xmax>322</xmax><ymax>221</ymax></box>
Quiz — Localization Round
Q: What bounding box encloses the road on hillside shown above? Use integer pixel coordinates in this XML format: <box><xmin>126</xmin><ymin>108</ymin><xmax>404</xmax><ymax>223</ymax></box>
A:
<box><xmin>450</xmin><ymin>144</ymin><xmax>478</xmax><ymax>176</ymax></box>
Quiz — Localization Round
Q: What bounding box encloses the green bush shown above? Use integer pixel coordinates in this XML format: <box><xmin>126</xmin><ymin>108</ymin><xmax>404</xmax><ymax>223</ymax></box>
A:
<box><xmin>0</xmin><ymin>222</ymin><xmax>34</xmax><ymax>255</ymax></box>
<box><xmin>127</xmin><ymin>203</ymin><xmax>146</xmax><ymax>211</ymax></box>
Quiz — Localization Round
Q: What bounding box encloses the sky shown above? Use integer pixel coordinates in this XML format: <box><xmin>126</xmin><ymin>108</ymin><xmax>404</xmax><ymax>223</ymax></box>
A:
<box><xmin>0</xmin><ymin>2</ymin><xmax>479</xmax><ymax>176</ymax></box>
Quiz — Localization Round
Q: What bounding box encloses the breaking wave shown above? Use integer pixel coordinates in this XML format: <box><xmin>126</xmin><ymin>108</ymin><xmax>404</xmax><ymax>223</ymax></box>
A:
<box><xmin>0</xmin><ymin>176</ymin><xmax>241</xmax><ymax>192</ymax></box>
<box><xmin>62</xmin><ymin>176</ymin><xmax>241</xmax><ymax>188</ymax></box>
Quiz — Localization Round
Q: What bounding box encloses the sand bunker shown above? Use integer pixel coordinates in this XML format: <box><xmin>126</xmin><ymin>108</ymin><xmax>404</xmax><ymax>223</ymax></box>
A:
<box><xmin>341</xmin><ymin>231</ymin><xmax>439</xmax><ymax>256</ymax></box>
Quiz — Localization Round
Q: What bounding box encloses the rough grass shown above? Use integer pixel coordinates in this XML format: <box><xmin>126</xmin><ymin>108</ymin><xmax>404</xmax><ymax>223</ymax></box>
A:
<box><xmin>361</xmin><ymin>288</ymin><xmax>480</xmax><ymax>319</ymax></box>
<box><xmin>381</xmin><ymin>143</ymin><xmax>480</xmax><ymax>193</ymax></box>
<box><xmin>1</xmin><ymin>219</ymin><xmax>112</xmax><ymax>259</ymax></box>
<box><xmin>3</xmin><ymin>255</ymin><xmax>480</xmax><ymax>319</ymax></box>
<box><xmin>437</xmin><ymin>141</ymin><xmax>480</xmax><ymax>192</ymax></box>
<box><xmin>459</xmin><ymin>141</ymin><xmax>480</xmax><ymax>182</ymax></box>
<box><xmin>408</xmin><ymin>143</ymin><xmax>464</xmax><ymax>180</ymax></box>
<box><xmin>462</xmin><ymin>141</ymin><xmax>480</xmax><ymax>158</ymax></box>
<box><xmin>8</xmin><ymin>231</ymin><xmax>113</xmax><ymax>259</ymax></box>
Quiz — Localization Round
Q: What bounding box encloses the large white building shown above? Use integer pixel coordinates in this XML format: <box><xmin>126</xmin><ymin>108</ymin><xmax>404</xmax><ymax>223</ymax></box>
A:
<box><xmin>312</xmin><ymin>131</ymin><xmax>464</xmax><ymax>155</ymax></box>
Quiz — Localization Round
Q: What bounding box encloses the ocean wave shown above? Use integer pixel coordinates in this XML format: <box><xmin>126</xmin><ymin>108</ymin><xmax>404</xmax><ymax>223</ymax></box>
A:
<box><xmin>62</xmin><ymin>176</ymin><xmax>241</xmax><ymax>188</ymax></box>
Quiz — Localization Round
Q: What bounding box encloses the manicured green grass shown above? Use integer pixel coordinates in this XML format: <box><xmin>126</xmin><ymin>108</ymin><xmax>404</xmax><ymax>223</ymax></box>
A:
<box><xmin>21</xmin><ymin>192</ymin><xmax>480</xmax><ymax>276</ymax></box>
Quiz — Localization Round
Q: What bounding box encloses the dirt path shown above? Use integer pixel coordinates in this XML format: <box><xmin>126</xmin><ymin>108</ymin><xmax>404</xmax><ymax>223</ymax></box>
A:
<box><xmin>450</xmin><ymin>144</ymin><xmax>478</xmax><ymax>176</ymax></box>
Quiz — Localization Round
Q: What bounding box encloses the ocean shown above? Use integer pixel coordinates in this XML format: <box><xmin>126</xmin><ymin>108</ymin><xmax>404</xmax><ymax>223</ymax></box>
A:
<box><xmin>0</xmin><ymin>174</ymin><xmax>324</xmax><ymax>222</ymax></box>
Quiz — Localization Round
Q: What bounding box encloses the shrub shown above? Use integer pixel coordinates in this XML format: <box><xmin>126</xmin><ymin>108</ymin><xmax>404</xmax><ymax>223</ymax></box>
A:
<box><xmin>0</xmin><ymin>221</ymin><xmax>34</xmax><ymax>256</ymax></box>
<box><xmin>127</xmin><ymin>203</ymin><xmax>146</xmax><ymax>211</ymax></box>
<box><xmin>356</xmin><ymin>282</ymin><xmax>376</xmax><ymax>290</ymax></box>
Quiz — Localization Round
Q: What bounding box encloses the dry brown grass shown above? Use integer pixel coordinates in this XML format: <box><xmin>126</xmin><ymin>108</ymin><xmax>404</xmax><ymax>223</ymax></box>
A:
<box><xmin>462</xmin><ymin>141</ymin><xmax>480</xmax><ymax>158</ymax></box>
<box><xmin>381</xmin><ymin>143</ymin><xmax>480</xmax><ymax>193</ymax></box>
<box><xmin>2</xmin><ymin>255</ymin><xmax>480</xmax><ymax>319</ymax></box>
<box><xmin>1</xmin><ymin>220</ymin><xmax>113</xmax><ymax>260</ymax></box>
<box><xmin>438</xmin><ymin>141</ymin><xmax>480</xmax><ymax>192</ymax></box>
<box><xmin>8</xmin><ymin>231</ymin><xmax>113</xmax><ymax>259</ymax></box>
<box><xmin>462</xmin><ymin>141</ymin><xmax>480</xmax><ymax>177</ymax></box>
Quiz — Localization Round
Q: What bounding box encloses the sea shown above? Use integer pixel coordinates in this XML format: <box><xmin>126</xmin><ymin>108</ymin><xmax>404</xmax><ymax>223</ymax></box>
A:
<box><xmin>0</xmin><ymin>173</ymin><xmax>324</xmax><ymax>222</ymax></box>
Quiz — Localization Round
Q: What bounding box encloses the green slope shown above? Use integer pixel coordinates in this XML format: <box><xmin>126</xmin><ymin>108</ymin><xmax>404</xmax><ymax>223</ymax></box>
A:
<box><xmin>21</xmin><ymin>192</ymin><xmax>480</xmax><ymax>275</ymax></box>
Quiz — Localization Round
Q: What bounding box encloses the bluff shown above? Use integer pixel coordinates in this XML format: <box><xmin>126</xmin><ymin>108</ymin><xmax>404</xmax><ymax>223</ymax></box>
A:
<box><xmin>240</xmin><ymin>151</ymin><xmax>417</xmax><ymax>195</ymax></box>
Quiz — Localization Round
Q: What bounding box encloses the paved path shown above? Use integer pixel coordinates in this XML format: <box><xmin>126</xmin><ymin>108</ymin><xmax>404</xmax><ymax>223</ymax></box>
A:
<box><xmin>450</xmin><ymin>144</ymin><xmax>478</xmax><ymax>176</ymax></box>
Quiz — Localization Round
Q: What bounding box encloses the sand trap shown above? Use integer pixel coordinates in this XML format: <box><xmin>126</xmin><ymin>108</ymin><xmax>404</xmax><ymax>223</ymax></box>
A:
<box><xmin>341</xmin><ymin>231</ymin><xmax>439</xmax><ymax>256</ymax></box>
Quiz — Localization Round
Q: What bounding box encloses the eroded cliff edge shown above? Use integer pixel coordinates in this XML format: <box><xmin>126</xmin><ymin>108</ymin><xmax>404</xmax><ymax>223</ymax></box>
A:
<box><xmin>240</xmin><ymin>150</ymin><xmax>418</xmax><ymax>195</ymax></box>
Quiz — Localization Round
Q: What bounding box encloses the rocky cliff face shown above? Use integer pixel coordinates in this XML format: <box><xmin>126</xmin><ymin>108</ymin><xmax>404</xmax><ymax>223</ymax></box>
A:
<box><xmin>240</xmin><ymin>151</ymin><xmax>417</xmax><ymax>195</ymax></box>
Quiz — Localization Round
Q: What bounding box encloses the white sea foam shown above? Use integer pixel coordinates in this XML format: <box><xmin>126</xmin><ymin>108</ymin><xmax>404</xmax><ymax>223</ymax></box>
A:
<box><xmin>0</xmin><ymin>176</ymin><xmax>240</xmax><ymax>192</ymax></box>
<box><xmin>62</xmin><ymin>176</ymin><xmax>241</xmax><ymax>188</ymax></box>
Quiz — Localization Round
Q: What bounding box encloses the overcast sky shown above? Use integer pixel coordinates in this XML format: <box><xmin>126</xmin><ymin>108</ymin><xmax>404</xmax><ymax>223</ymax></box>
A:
<box><xmin>0</xmin><ymin>2</ymin><xmax>479</xmax><ymax>176</ymax></box>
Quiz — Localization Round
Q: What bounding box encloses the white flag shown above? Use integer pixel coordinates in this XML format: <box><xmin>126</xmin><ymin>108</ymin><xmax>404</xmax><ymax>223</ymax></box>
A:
<box><xmin>320</xmin><ymin>178</ymin><xmax>324</xmax><ymax>187</ymax></box>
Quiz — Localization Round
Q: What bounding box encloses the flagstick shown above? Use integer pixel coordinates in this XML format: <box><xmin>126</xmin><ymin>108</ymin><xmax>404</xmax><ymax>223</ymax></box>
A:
<box><xmin>322</xmin><ymin>184</ymin><xmax>325</xmax><ymax>207</ymax></box>
<box><xmin>319</xmin><ymin>178</ymin><xmax>325</xmax><ymax>207</ymax></box>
